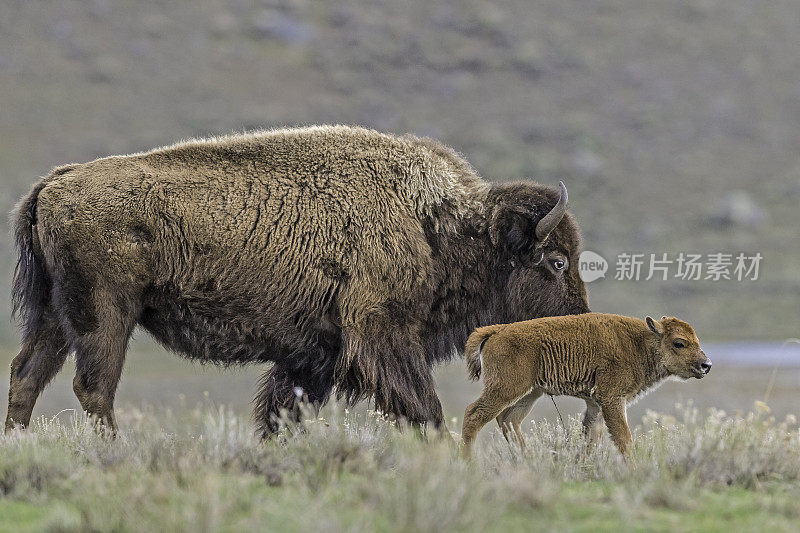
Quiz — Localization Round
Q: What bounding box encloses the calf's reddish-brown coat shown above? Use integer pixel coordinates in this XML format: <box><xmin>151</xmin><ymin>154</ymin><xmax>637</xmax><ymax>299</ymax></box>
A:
<box><xmin>461</xmin><ymin>313</ymin><xmax>711</xmax><ymax>458</ymax></box>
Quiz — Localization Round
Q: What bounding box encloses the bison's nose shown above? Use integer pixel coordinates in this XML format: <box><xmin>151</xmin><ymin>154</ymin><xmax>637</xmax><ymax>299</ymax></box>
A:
<box><xmin>699</xmin><ymin>359</ymin><xmax>712</xmax><ymax>374</ymax></box>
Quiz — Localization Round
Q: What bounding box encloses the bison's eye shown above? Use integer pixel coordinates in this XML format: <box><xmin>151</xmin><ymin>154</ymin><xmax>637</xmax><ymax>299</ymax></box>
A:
<box><xmin>551</xmin><ymin>259</ymin><xmax>566</xmax><ymax>271</ymax></box>
<box><xmin>673</xmin><ymin>340</ymin><xmax>685</xmax><ymax>349</ymax></box>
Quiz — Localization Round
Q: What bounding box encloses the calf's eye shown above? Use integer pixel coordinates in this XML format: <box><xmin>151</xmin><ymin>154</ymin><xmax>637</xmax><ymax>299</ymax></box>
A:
<box><xmin>673</xmin><ymin>341</ymin><xmax>685</xmax><ymax>349</ymax></box>
<box><xmin>552</xmin><ymin>259</ymin><xmax>566</xmax><ymax>271</ymax></box>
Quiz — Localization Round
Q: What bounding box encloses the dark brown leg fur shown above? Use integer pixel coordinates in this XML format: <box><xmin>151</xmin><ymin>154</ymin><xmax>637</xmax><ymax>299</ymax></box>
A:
<box><xmin>339</xmin><ymin>327</ymin><xmax>447</xmax><ymax>435</ymax></box>
<box><xmin>253</xmin><ymin>361</ymin><xmax>335</xmax><ymax>438</ymax></box>
<box><xmin>5</xmin><ymin>309</ymin><xmax>69</xmax><ymax>432</ymax></box>
<box><xmin>70</xmin><ymin>296</ymin><xmax>137</xmax><ymax>433</ymax></box>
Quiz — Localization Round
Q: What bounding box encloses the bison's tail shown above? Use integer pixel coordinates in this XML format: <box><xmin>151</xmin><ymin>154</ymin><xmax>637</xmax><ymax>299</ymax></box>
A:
<box><xmin>465</xmin><ymin>324</ymin><xmax>505</xmax><ymax>381</ymax></box>
<box><xmin>11</xmin><ymin>176</ymin><xmax>55</xmax><ymax>333</ymax></box>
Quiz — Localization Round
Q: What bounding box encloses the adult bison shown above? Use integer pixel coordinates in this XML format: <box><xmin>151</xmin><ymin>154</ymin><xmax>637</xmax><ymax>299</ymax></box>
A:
<box><xmin>5</xmin><ymin>125</ymin><xmax>589</xmax><ymax>436</ymax></box>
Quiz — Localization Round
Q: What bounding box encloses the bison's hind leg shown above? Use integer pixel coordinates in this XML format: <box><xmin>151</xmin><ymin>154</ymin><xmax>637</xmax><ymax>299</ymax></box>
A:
<box><xmin>68</xmin><ymin>291</ymin><xmax>139</xmax><ymax>433</ymax></box>
<box><xmin>5</xmin><ymin>307</ymin><xmax>70</xmax><ymax>432</ymax></box>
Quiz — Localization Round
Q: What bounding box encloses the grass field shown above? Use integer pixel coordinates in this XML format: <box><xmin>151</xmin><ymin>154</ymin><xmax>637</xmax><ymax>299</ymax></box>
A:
<box><xmin>2</xmin><ymin>400</ymin><xmax>800</xmax><ymax>532</ymax></box>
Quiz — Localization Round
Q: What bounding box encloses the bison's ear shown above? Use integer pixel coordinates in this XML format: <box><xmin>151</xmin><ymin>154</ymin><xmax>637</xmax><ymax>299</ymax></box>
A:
<box><xmin>489</xmin><ymin>206</ymin><xmax>536</xmax><ymax>255</ymax></box>
<box><xmin>646</xmin><ymin>316</ymin><xmax>664</xmax><ymax>337</ymax></box>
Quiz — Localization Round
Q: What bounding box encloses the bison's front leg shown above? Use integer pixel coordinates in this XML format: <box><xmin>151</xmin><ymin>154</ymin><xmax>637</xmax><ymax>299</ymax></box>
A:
<box><xmin>339</xmin><ymin>329</ymin><xmax>447</xmax><ymax>436</ymax></box>
<box><xmin>253</xmin><ymin>362</ymin><xmax>335</xmax><ymax>438</ymax></box>
<box><xmin>409</xmin><ymin>382</ymin><xmax>447</xmax><ymax>437</ymax></box>
<box><xmin>368</xmin><ymin>375</ymin><xmax>446</xmax><ymax>437</ymax></box>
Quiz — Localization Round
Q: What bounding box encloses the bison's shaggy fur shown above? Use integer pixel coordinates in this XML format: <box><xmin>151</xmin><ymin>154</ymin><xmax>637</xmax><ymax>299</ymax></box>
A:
<box><xmin>461</xmin><ymin>313</ymin><xmax>711</xmax><ymax>458</ymax></box>
<box><xmin>6</xmin><ymin>125</ymin><xmax>589</xmax><ymax>436</ymax></box>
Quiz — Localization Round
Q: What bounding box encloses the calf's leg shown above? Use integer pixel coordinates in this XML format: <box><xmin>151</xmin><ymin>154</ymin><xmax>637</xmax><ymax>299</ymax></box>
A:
<box><xmin>495</xmin><ymin>388</ymin><xmax>543</xmax><ymax>450</ymax></box>
<box><xmin>600</xmin><ymin>398</ymin><xmax>632</xmax><ymax>456</ymax></box>
<box><xmin>462</xmin><ymin>392</ymin><xmax>509</xmax><ymax>459</ymax></box>
<box><xmin>462</xmin><ymin>382</ymin><xmax>530</xmax><ymax>459</ymax></box>
<box><xmin>582</xmin><ymin>399</ymin><xmax>605</xmax><ymax>449</ymax></box>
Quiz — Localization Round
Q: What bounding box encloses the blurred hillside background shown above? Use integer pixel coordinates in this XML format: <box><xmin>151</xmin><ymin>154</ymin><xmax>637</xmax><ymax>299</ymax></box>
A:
<box><xmin>1</xmin><ymin>1</ymin><xmax>799</xmax><ymax>423</ymax></box>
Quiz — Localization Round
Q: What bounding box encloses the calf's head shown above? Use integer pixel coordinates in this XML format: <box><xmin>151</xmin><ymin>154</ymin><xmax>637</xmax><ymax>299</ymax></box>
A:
<box><xmin>488</xmin><ymin>181</ymin><xmax>590</xmax><ymax>322</ymax></box>
<box><xmin>647</xmin><ymin>316</ymin><xmax>711</xmax><ymax>379</ymax></box>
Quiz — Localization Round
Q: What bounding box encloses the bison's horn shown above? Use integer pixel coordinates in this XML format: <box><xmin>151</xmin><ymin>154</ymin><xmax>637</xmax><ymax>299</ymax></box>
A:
<box><xmin>535</xmin><ymin>181</ymin><xmax>568</xmax><ymax>241</ymax></box>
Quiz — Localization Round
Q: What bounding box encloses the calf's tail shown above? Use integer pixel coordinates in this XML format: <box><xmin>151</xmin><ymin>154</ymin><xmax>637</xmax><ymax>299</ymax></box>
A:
<box><xmin>465</xmin><ymin>324</ymin><xmax>505</xmax><ymax>381</ymax></box>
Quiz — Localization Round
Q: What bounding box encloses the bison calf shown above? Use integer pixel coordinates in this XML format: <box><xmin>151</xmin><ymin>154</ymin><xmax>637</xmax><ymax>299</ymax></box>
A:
<box><xmin>461</xmin><ymin>313</ymin><xmax>711</xmax><ymax>458</ymax></box>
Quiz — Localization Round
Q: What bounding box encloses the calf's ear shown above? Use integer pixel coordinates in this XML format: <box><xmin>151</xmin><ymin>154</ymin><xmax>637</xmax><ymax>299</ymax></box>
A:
<box><xmin>646</xmin><ymin>316</ymin><xmax>664</xmax><ymax>337</ymax></box>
